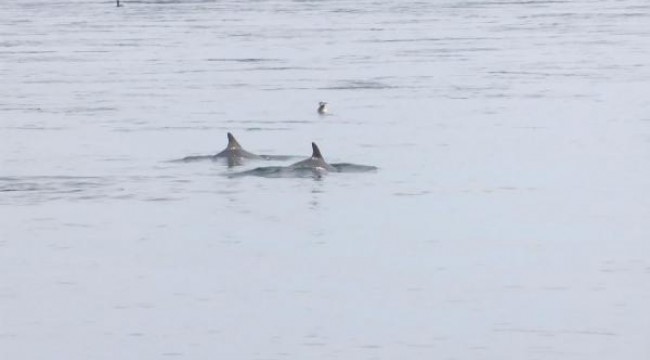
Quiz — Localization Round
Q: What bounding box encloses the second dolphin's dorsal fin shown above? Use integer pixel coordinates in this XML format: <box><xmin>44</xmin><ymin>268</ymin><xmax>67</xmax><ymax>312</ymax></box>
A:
<box><xmin>311</xmin><ymin>142</ymin><xmax>324</xmax><ymax>159</ymax></box>
<box><xmin>227</xmin><ymin>132</ymin><xmax>242</xmax><ymax>149</ymax></box>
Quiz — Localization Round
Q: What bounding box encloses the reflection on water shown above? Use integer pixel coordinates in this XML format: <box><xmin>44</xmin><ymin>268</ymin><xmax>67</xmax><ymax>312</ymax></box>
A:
<box><xmin>1</xmin><ymin>0</ymin><xmax>650</xmax><ymax>359</ymax></box>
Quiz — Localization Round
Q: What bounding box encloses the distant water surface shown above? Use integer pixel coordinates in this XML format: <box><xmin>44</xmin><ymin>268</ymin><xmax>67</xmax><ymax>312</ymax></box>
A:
<box><xmin>1</xmin><ymin>0</ymin><xmax>649</xmax><ymax>359</ymax></box>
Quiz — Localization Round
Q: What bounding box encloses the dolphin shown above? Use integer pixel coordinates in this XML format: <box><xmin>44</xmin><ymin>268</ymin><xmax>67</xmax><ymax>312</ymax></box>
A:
<box><xmin>230</xmin><ymin>142</ymin><xmax>377</xmax><ymax>178</ymax></box>
<box><xmin>176</xmin><ymin>132</ymin><xmax>296</xmax><ymax>166</ymax></box>
<box><xmin>289</xmin><ymin>142</ymin><xmax>336</xmax><ymax>172</ymax></box>
<box><xmin>214</xmin><ymin>132</ymin><xmax>262</xmax><ymax>161</ymax></box>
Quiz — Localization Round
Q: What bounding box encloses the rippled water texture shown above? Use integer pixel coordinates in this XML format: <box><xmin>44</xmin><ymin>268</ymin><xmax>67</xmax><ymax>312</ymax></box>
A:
<box><xmin>1</xmin><ymin>0</ymin><xmax>650</xmax><ymax>359</ymax></box>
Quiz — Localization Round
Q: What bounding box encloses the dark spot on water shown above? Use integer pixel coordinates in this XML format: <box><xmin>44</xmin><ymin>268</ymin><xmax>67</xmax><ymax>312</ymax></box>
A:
<box><xmin>144</xmin><ymin>196</ymin><xmax>182</xmax><ymax>202</ymax></box>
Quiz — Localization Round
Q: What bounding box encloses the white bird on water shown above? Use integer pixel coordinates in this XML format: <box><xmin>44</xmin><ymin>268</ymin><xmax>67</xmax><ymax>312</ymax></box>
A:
<box><xmin>317</xmin><ymin>101</ymin><xmax>329</xmax><ymax>115</ymax></box>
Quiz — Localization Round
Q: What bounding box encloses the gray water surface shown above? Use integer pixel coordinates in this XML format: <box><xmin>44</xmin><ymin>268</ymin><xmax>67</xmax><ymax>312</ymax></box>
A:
<box><xmin>1</xmin><ymin>0</ymin><xmax>650</xmax><ymax>359</ymax></box>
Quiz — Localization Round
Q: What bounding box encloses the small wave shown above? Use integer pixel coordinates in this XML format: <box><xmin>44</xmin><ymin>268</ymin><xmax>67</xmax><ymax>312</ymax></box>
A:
<box><xmin>206</xmin><ymin>58</ymin><xmax>281</xmax><ymax>63</ymax></box>
<box><xmin>322</xmin><ymin>80</ymin><xmax>396</xmax><ymax>90</ymax></box>
<box><xmin>0</xmin><ymin>176</ymin><xmax>109</xmax><ymax>204</ymax></box>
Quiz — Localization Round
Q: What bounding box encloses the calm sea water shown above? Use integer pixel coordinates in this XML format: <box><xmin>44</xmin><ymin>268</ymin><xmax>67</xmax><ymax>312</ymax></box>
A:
<box><xmin>1</xmin><ymin>0</ymin><xmax>649</xmax><ymax>359</ymax></box>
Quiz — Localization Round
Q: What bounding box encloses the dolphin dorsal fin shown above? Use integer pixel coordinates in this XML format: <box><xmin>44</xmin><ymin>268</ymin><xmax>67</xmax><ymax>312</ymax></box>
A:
<box><xmin>311</xmin><ymin>142</ymin><xmax>324</xmax><ymax>159</ymax></box>
<box><xmin>227</xmin><ymin>132</ymin><xmax>242</xmax><ymax>149</ymax></box>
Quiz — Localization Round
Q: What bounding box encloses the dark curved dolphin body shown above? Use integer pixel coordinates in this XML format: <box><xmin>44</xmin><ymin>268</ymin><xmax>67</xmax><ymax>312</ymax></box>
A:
<box><xmin>213</xmin><ymin>132</ymin><xmax>262</xmax><ymax>166</ymax></box>
<box><xmin>289</xmin><ymin>143</ymin><xmax>337</xmax><ymax>172</ymax></box>
<box><xmin>177</xmin><ymin>132</ymin><xmax>296</xmax><ymax>167</ymax></box>
<box><xmin>231</xmin><ymin>142</ymin><xmax>377</xmax><ymax>178</ymax></box>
